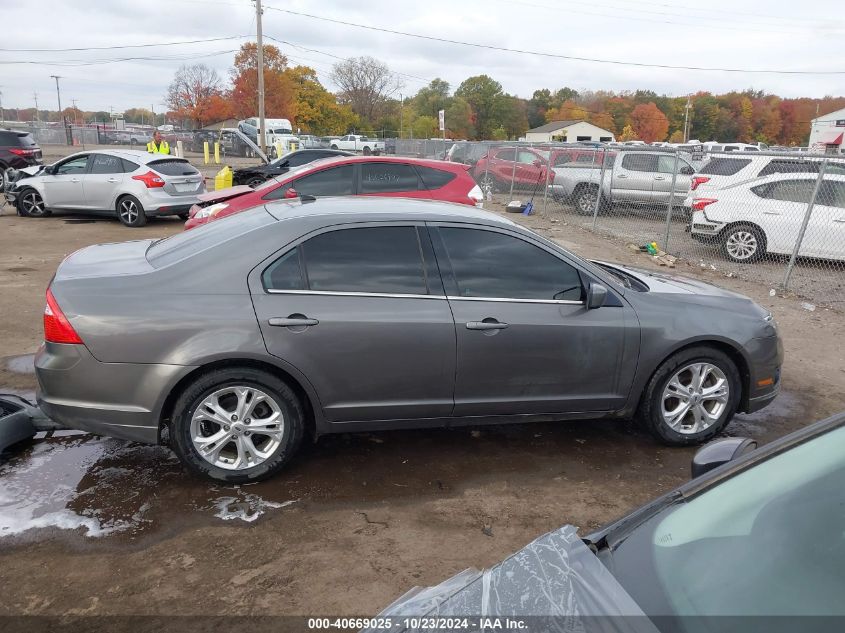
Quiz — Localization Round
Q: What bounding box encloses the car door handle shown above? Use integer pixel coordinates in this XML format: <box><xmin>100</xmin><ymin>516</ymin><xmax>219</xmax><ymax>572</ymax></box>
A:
<box><xmin>617</xmin><ymin>174</ymin><xmax>628</xmax><ymax>179</ymax></box>
<box><xmin>834</xmin><ymin>218</ymin><xmax>845</xmax><ymax>223</ymax></box>
<box><xmin>466</xmin><ymin>320</ymin><xmax>509</xmax><ymax>330</ymax></box>
<box><xmin>269</xmin><ymin>316</ymin><xmax>319</xmax><ymax>327</ymax></box>
<box><xmin>71</xmin><ymin>178</ymin><xmax>80</xmax><ymax>183</ymax></box>
<box><xmin>654</xmin><ymin>176</ymin><xmax>666</xmax><ymax>180</ymax></box>
<box><xmin>107</xmin><ymin>178</ymin><xmax>119</xmax><ymax>183</ymax></box>
<box><xmin>763</xmin><ymin>211</ymin><xmax>781</xmax><ymax>215</ymax></box>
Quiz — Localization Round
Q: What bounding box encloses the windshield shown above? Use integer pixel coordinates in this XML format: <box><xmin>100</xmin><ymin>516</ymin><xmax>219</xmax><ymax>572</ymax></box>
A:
<box><xmin>254</xmin><ymin>164</ymin><xmax>314</xmax><ymax>190</ymax></box>
<box><xmin>608</xmin><ymin>423</ymin><xmax>845</xmax><ymax>622</ymax></box>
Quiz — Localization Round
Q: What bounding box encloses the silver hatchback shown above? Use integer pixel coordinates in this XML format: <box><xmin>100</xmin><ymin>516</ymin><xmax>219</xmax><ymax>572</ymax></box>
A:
<box><xmin>9</xmin><ymin>149</ymin><xmax>206</xmax><ymax>227</ymax></box>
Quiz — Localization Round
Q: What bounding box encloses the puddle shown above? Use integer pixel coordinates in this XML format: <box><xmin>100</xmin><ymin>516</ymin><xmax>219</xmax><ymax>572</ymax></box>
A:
<box><xmin>724</xmin><ymin>390</ymin><xmax>804</xmax><ymax>439</ymax></box>
<box><xmin>0</xmin><ymin>434</ymin><xmax>297</xmax><ymax>541</ymax></box>
<box><xmin>6</xmin><ymin>355</ymin><xmax>35</xmax><ymax>375</ymax></box>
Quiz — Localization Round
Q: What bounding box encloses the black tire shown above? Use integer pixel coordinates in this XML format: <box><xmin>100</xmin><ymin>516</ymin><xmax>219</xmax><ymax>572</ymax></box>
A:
<box><xmin>720</xmin><ymin>224</ymin><xmax>766</xmax><ymax>263</ymax></box>
<box><xmin>169</xmin><ymin>367</ymin><xmax>305</xmax><ymax>483</ymax></box>
<box><xmin>246</xmin><ymin>177</ymin><xmax>266</xmax><ymax>188</ymax></box>
<box><xmin>116</xmin><ymin>194</ymin><xmax>147</xmax><ymax>227</ymax></box>
<box><xmin>17</xmin><ymin>188</ymin><xmax>51</xmax><ymax>217</ymax></box>
<box><xmin>330</xmin><ymin>144</ymin><xmax>339</xmax><ymax>150</ymax></box>
<box><xmin>178</xmin><ymin>212</ymin><xmax>190</xmax><ymax>221</ymax></box>
<box><xmin>362</xmin><ymin>146</ymin><xmax>372</xmax><ymax>156</ymax></box>
<box><xmin>573</xmin><ymin>184</ymin><xmax>607</xmax><ymax>216</ymax></box>
<box><xmin>638</xmin><ymin>346</ymin><xmax>741</xmax><ymax>446</ymax></box>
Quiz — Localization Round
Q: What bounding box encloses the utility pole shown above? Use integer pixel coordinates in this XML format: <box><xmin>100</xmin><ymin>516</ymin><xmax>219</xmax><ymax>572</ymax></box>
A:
<box><xmin>50</xmin><ymin>75</ymin><xmax>64</xmax><ymax>120</ymax></box>
<box><xmin>255</xmin><ymin>0</ymin><xmax>266</xmax><ymax>154</ymax></box>
<box><xmin>683</xmin><ymin>94</ymin><xmax>692</xmax><ymax>143</ymax></box>
<box><xmin>33</xmin><ymin>92</ymin><xmax>39</xmax><ymax>122</ymax></box>
<box><xmin>71</xmin><ymin>99</ymin><xmax>79</xmax><ymax>125</ymax></box>
<box><xmin>0</xmin><ymin>88</ymin><xmax>4</xmax><ymax>125</ymax></box>
<box><xmin>399</xmin><ymin>93</ymin><xmax>404</xmax><ymax>140</ymax></box>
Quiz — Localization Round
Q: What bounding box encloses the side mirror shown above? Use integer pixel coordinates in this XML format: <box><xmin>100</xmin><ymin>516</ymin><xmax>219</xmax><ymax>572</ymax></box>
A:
<box><xmin>681</xmin><ymin>166</ymin><xmax>695</xmax><ymax>175</ymax></box>
<box><xmin>533</xmin><ymin>159</ymin><xmax>542</xmax><ymax>167</ymax></box>
<box><xmin>586</xmin><ymin>282</ymin><xmax>607</xmax><ymax>309</ymax></box>
<box><xmin>284</xmin><ymin>188</ymin><xmax>299</xmax><ymax>199</ymax></box>
<box><xmin>691</xmin><ymin>437</ymin><xmax>757</xmax><ymax>478</ymax></box>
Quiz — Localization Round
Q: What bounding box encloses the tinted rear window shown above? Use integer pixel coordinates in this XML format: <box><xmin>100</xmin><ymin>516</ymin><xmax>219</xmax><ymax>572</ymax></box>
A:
<box><xmin>146</xmin><ymin>208</ymin><xmax>273</xmax><ymax>268</ymax></box>
<box><xmin>417</xmin><ymin>166</ymin><xmax>457</xmax><ymax>189</ymax></box>
<box><xmin>0</xmin><ymin>131</ymin><xmax>36</xmax><ymax>147</ymax></box>
<box><xmin>149</xmin><ymin>159</ymin><xmax>199</xmax><ymax>176</ymax></box>
<box><xmin>700</xmin><ymin>158</ymin><xmax>752</xmax><ymax>176</ymax></box>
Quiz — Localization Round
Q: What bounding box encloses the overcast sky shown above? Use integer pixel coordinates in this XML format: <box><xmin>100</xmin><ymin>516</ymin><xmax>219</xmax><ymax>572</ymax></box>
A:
<box><xmin>2</xmin><ymin>0</ymin><xmax>844</xmax><ymax>113</ymax></box>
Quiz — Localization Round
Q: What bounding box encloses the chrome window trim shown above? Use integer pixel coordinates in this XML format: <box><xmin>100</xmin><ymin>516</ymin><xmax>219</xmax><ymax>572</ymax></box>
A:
<box><xmin>264</xmin><ymin>289</ymin><xmax>584</xmax><ymax>305</ymax></box>
<box><xmin>266</xmin><ymin>289</ymin><xmax>445</xmax><ymax>300</ymax></box>
<box><xmin>447</xmin><ymin>295</ymin><xmax>584</xmax><ymax>305</ymax></box>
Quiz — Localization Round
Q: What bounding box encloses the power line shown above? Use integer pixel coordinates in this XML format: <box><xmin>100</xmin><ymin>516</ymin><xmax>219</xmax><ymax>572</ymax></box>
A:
<box><xmin>0</xmin><ymin>49</ymin><xmax>239</xmax><ymax>67</ymax></box>
<box><xmin>0</xmin><ymin>35</ymin><xmax>246</xmax><ymax>53</ymax></box>
<box><xmin>265</xmin><ymin>6</ymin><xmax>845</xmax><ymax>75</ymax></box>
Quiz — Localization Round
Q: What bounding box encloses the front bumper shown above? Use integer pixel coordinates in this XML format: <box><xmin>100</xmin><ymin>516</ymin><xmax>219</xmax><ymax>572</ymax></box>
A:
<box><xmin>742</xmin><ymin>334</ymin><xmax>784</xmax><ymax>414</ymax></box>
<box><xmin>35</xmin><ymin>342</ymin><xmax>193</xmax><ymax>444</ymax></box>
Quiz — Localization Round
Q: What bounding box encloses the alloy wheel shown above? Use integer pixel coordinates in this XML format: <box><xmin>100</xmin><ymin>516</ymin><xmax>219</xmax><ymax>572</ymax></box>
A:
<box><xmin>725</xmin><ymin>230</ymin><xmax>758</xmax><ymax>260</ymax></box>
<box><xmin>21</xmin><ymin>191</ymin><xmax>45</xmax><ymax>216</ymax></box>
<box><xmin>480</xmin><ymin>174</ymin><xmax>496</xmax><ymax>194</ymax></box>
<box><xmin>190</xmin><ymin>386</ymin><xmax>285</xmax><ymax>470</ymax></box>
<box><xmin>661</xmin><ymin>362</ymin><xmax>729</xmax><ymax>434</ymax></box>
<box><xmin>119</xmin><ymin>199</ymin><xmax>139</xmax><ymax>224</ymax></box>
<box><xmin>578</xmin><ymin>189</ymin><xmax>597</xmax><ymax>214</ymax></box>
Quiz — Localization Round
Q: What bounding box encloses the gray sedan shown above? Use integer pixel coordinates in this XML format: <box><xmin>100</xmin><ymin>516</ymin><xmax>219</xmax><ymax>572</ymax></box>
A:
<box><xmin>35</xmin><ymin>198</ymin><xmax>782</xmax><ymax>482</ymax></box>
<box><xmin>9</xmin><ymin>149</ymin><xmax>205</xmax><ymax>227</ymax></box>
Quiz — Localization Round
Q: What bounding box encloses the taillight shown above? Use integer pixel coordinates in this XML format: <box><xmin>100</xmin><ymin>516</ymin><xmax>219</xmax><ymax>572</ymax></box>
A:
<box><xmin>44</xmin><ymin>288</ymin><xmax>83</xmax><ymax>344</ymax></box>
<box><xmin>8</xmin><ymin>148</ymin><xmax>35</xmax><ymax>156</ymax></box>
<box><xmin>131</xmin><ymin>170</ymin><xmax>166</xmax><ymax>188</ymax></box>
<box><xmin>691</xmin><ymin>198</ymin><xmax>718</xmax><ymax>212</ymax></box>
<box><xmin>690</xmin><ymin>176</ymin><xmax>710</xmax><ymax>191</ymax></box>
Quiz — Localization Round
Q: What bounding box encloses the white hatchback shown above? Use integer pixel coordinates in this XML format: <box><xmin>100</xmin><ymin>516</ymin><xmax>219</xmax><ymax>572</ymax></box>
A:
<box><xmin>690</xmin><ymin>173</ymin><xmax>845</xmax><ymax>263</ymax></box>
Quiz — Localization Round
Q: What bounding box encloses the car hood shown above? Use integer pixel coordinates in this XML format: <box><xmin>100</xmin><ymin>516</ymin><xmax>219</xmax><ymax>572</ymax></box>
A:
<box><xmin>596</xmin><ymin>261</ymin><xmax>750</xmax><ymax>300</ymax></box>
<box><xmin>197</xmin><ymin>185</ymin><xmax>254</xmax><ymax>203</ymax></box>
<box><xmin>364</xmin><ymin>525</ymin><xmax>657</xmax><ymax>631</ymax></box>
<box><xmin>8</xmin><ymin>165</ymin><xmax>47</xmax><ymax>186</ymax></box>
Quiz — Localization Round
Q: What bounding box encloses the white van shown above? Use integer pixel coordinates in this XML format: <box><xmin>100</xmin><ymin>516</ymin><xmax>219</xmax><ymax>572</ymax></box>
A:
<box><xmin>237</xmin><ymin>117</ymin><xmax>300</xmax><ymax>155</ymax></box>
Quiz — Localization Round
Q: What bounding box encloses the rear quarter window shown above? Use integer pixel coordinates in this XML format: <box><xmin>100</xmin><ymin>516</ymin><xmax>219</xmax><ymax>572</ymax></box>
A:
<box><xmin>416</xmin><ymin>166</ymin><xmax>457</xmax><ymax>189</ymax></box>
<box><xmin>700</xmin><ymin>158</ymin><xmax>752</xmax><ymax>176</ymax></box>
<box><xmin>149</xmin><ymin>159</ymin><xmax>199</xmax><ymax>176</ymax></box>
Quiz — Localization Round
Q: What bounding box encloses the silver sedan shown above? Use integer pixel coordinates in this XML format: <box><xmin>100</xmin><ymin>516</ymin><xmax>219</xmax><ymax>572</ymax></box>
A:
<box><xmin>9</xmin><ymin>149</ymin><xmax>206</xmax><ymax>227</ymax></box>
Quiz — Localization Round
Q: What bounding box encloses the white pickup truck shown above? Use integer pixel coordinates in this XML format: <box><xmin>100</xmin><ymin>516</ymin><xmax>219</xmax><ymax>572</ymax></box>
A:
<box><xmin>329</xmin><ymin>134</ymin><xmax>384</xmax><ymax>155</ymax></box>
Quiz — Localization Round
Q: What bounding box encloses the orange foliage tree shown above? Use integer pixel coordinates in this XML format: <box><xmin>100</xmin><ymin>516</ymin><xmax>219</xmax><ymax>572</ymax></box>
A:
<box><xmin>630</xmin><ymin>102</ymin><xmax>669</xmax><ymax>143</ymax></box>
<box><xmin>229</xmin><ymin>43</ymin><xmax>297</xmax><ymax>120</ymax></box>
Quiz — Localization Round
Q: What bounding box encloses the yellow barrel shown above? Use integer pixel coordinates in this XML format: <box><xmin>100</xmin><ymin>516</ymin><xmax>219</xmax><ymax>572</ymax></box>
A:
<box><xmin>214</xmin><ymin>166</ymin><xmax>233</xmax><ymax>190</ymax></box>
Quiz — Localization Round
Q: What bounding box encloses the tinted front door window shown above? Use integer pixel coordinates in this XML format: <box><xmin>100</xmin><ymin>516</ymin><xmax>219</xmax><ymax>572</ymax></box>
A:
<box><xmin>438</xmin><ymin>227</ymin><xmax>583</xmax><ymax>301</ymax></box>
<box><xmin>266</xmin><ymin>165</ymin><xmax>354</xmax><ymax>199</ymax></box>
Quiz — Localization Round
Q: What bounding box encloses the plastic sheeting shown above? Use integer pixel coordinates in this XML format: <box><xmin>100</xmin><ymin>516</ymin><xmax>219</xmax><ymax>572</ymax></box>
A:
<box><xmin>364</xmin><ymin>525</ymin><xmax>658</xmax><ymax>633</ymax></box>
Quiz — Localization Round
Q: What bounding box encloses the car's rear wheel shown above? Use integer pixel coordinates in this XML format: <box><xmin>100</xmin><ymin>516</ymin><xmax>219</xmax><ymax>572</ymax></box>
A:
<box><xmin>721</xmin><ymin>224</ymin><xmax>765</xmax><ymax>263</ymax></box>
<box><xmin>330</xmin><ymin>144</ymin><xmax>339</xmax><ymax>150</ymax></box>
<box><xmin>574</xmin><ymin>184</ymin><xmax>608</xmax><ymax>216</ymax></box>
<box><xmin>170</xmin><ymin>367</ymin><xmax>305</xmax><ymax>483</ymax></box>
<box><xmin>479</xmin><ymin>172</ymin><xmax>500</xmax><ymax>194</ymax></box>
<box><xmin>639</xmin><ymin>346</ymin><xmax>741</xmax><ymax>446</ymax></box>
<box><xmin>117</xmin><ymin>194</ymin><xmax>147</xmax><ymax>227</ymax></box>
<box><xmin>17</xmin><ymin>188</ymin><xmax>50</xmax><ymax>217</ymax></box>
<box><xmin>362</xmin><ymin>146</ymin><xmax>372</xmax><ymax>156</ymax></box>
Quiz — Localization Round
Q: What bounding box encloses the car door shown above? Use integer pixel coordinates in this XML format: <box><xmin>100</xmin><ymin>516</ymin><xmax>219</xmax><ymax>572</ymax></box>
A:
<box><xmin>516</xmin><ymin>149</ymin><xmax>544</xmax><ymax>187</ymax></box>
<box><xmin>83</xmin><ymin>153</ymin><xmax>125</xmax><ymax>210</ymax></box>
<box><xmin>750</xmin><ymin>179</ymin><xmax>818</xmax><ymax>256</ymax></box>
<box><xmin>615</xmin><ymin>153</ymin><xmax>658</xmax><ymax>202</ymax></box>
<box><xmin>492</xmin><ymin>148</ymin><xmax>516</xmax><ymax>184</ymax></box>
<box><xmin>430</xmin><ymin>224</ymin><xmax>635</xmax><ymax>416</ymax></box>
<box><xmin>804</xmin><ymin>179</ymin><xmax>845</xmax><ymax>260</ymax></box>
<box><xmin>653</xmin><ymin>155</ymin><xmax>694</xmax><ymax>205</ymax></box>
<box><xmin>41</xmin><ymin>154</ymin><xmax>90</xmax><ymax>209</ymax></box>
<box><xmin>358</xmin><ymin>162</ymin><xmax>430</xmax><ymax>200</ymax></box>
<box><xmin>249</xmin><ymin>224</ymin><xmax>456</xmax><ymax>422</ymax></box>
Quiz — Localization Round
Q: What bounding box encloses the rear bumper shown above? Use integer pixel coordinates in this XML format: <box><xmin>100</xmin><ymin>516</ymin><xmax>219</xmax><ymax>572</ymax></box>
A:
<box><xmin>35</xmin><ymin>342</ymin><xmax>193</xmax><ymax>444</ymax></box>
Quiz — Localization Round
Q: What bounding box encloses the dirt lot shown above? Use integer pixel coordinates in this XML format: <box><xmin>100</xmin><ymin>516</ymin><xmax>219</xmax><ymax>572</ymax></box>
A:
<box><xmin>1</xmin><ymin>161</ymin><xmax>845</xmax><ymax>621</ymax></box>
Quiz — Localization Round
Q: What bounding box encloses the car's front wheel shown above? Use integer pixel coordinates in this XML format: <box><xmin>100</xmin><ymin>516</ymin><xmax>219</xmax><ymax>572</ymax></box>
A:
<box><xmin>246</xmin><ymin>176</ymin><xmax>266</xmax><ymax>188</ymax></box>
<box><xmin>117</xmin><ymin>194</ymin><xmax>147</xmax><ymax>227</ymax></box>
<box><xmin>721</xmin><ymin>224</ymin><xmax>765</xmax><ymax>263</ymax></box>
<box><xmin>169</xmin><ymin>367</ymin><xmax>305</xmax><ymax>483</ymax></box>
<box><xmin>478</xmin><ymin>172</ymin><xmax>500</xmax><ymax>194</ymax></box>
<box><xmin>639</xmin><ymin>346</ymin><xmax>741</xmax><ymax>446</ymax></box>
<box><xmin>17</xmin><ymin>188</ymin><xmax>50</xmax><ymax>217</ymax></box>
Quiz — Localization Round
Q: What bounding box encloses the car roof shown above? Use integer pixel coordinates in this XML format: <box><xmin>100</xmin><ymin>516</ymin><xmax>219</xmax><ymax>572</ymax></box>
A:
<box><xmin>57</xmin><ymin>149</ymin><xmax>188</xmax><ymax>163</ymax></box>
<box><xmin>740</xmin><ymin>172</ymin><xmax>845</xmax><ymax>186</ymax></box>
<box><xmin>292</xmin><ymin>154</ymin><xmax>471</xmax><ymax>171</ymax></box>
<box><xmin>263</xmin><ymin>196</ymin><xmax>517</xmax><ymax>227</ymax></box>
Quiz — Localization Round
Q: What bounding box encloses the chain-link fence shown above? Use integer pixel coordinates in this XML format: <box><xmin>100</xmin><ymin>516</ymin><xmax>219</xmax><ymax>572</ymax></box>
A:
<box><xmin>429</xmin><ymin>140</ymin><xmax>845</xmax><ymax>307</ymax></box>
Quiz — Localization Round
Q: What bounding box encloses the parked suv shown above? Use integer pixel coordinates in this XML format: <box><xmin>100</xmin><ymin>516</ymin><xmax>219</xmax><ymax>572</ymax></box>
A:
<box><xmin>0</xmin><ymin>130</ymin><xmax>43</xmax><ymax>191</ymax></box>
<box><xmin>684</xmin><ymin>154</ymin><xmax>845</xmax><ymax>207</ymax></box>
<box><xmin>472</xmin><ymin>146</ymin><xmax>551</xmax><ymax>192</ymax></box>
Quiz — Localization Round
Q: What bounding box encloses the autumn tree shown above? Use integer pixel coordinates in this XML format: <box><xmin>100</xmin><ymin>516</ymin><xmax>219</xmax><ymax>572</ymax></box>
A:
<box><xmin>455</xmin><ymin>75</ymin><xmax>505</xmax><ymax>139</ymax></box>
<box><xmin>618</xmin><ymin>125</ymin><xmax>638</xmax><ymax>142</ymax></box>
<box><xmin>286</xmin><ymin>65</ymin><xmax>357</xmax><ymax>134</ymax></box>
<box><xmin>630</xmin><ymin>102</ymin><xmax>669</xmax><ymax>143</ymax></box>
<box><xmin>589</xmin><ymin>111</ymin><xmax>616</xmax><ymax>134</ymax></box>
<box><xmin>545</xmin><ymin>100</ymin><xmax>589</xmax><ymax>123</ymax></box>
<box><xmin>668</xmin><ymin>130</ymin><xmax>685</xmax><ymax>143</ymax></box>
<box><xmin>330</xmin><ymin>56</ymin><xmax>402</xmax><ymax>126</ymax></box>
<box><xmin>230</xmin><ymin>43</ymin><xmax>297</xmax><ymax>120</ymax></box>
<box><xmin>165</xmin><ymin>64</ymin><xmax>224</xmax><ymax>127</ymax></box>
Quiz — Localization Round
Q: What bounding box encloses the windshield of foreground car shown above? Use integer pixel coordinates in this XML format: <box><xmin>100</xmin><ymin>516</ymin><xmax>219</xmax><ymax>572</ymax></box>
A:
<box><xmin>608</xmin><ymin>423</ymin><xmax>845</xmax><ymax>623</ymax></box>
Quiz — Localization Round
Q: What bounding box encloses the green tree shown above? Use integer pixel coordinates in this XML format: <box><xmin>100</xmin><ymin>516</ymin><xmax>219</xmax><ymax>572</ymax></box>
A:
<box><xmin>455</xmin><ymin>75</ymin><xmax>504</xmax><ymax>139</ymax></box>
<box><xmin>413</xmin><ymin>78</ymin><xmax>450</xmax><ymax>118</ymax></box>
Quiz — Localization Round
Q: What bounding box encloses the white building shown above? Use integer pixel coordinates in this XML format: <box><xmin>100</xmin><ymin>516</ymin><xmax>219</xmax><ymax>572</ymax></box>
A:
<box><xmin>523</xmin><ymin>120</ymin><xmax>615</xmax><ymax>143</ymax></box>
<box><xmin>808</xmin><ymin>107</ymin><xmax>845</xmax><ymax>153</ymax></box>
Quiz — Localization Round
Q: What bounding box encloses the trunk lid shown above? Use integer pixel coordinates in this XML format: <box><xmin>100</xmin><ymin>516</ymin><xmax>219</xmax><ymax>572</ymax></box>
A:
<box><xmin>54</xmin><ymin>240</ymin><xmax>155</xmax><ymax>281</ymax></box>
